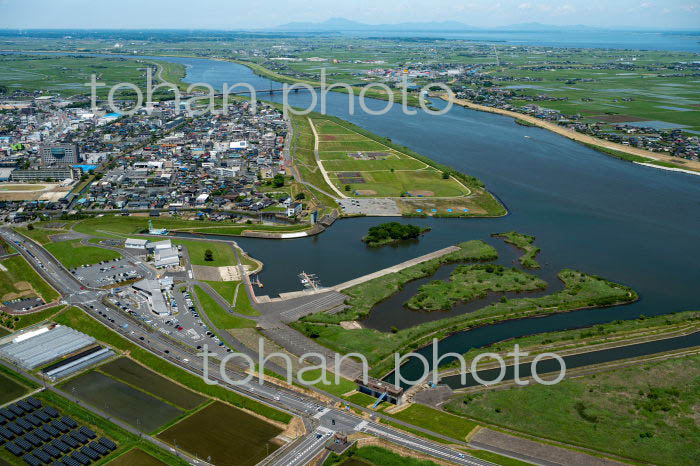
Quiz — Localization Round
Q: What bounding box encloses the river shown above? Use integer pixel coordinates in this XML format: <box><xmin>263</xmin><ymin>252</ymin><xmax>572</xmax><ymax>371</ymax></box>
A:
<box><xmin>8</xmin><ymin>51</ymin><xmax>700</xmax><ymax>380</ymax></box>
<box><xmin>170</xmin><ymin>56</ymin><xmax>700</xmax><ymax>382</ymax></box>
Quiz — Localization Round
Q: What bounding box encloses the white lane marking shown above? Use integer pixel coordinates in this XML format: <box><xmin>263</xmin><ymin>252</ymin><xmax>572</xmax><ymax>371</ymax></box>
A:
<box><xmin>363</xmin><ymin>425</ymin><xmax>484</xmax><ymax>466</ymax></box>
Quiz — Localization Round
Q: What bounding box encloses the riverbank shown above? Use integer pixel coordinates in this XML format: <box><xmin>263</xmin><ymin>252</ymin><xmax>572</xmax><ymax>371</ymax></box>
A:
<box><xmin>233</xmin><ymin>59</ymin><xmax>422</xmax><ymax>107</ymax></box>
<box><xmin>439</xmin><ymin>310</ymin><xmax>700</xmax><ymax>375</ymax></box>
<box><xmin>444</xmin><ymin>339</ymin><xmax>700</xmax><ymax>466</ymax></box>
<box><xmin>445</xmin><ymin>96</ymin><xmax>700</xmax><ymax>175</ymax></box>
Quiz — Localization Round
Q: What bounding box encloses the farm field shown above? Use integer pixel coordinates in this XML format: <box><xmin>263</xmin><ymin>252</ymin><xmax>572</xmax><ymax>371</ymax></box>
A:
<box><xmin>0</xmin><ymin>254</ymin><xmax>59</xmax><ymax>303</ymax></box>
<box><xmin>60</xmin><ymin>370</ymin><xmax>184</xmax><ymax>432</ymax></box>
<box><xmin>0</xmin><ymin>372</ymin><xmax>29</xmax><ymax>404</ymax></box>
<box><xmin>53</xmin><ymin>307</ymin><xmax>292</xmax><ymax>423</ymax></box>
<box><xmin>0</xmin><ymin>54</ymin><xmax>185</xmax><ymax>98</ymax></box>
<box><xmin>32</xmin><ymin>390</ymin><xmax>190</xmax><ymax>466</ymax></box>
<box><xmin>44</xmin><ymin>239</ymin><xmax>122</xmax><ymax>269</ymax></box>
<box><xmin>107</xmin><ymin>448</ymin><xmax>168</xmax><ymax>466</ymax></box>
<box><xmin>157</xmin><ymin>401</ymin><xmax>284</xmax><ymax>466</ymax></box>
<box><xmin>98</xmin><ymin>357</ymin><xmax>206</xmax><ymax>410</ymax></box>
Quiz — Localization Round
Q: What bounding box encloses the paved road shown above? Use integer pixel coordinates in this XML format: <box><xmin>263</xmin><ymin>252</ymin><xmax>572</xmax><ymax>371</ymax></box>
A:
<box><xmin>1</xmin><ymin>227</ymin><xmax>501</xmax><ymax>466</ymax></box>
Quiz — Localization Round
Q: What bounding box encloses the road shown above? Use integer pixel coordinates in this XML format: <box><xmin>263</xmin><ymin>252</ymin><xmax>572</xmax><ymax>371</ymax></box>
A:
<box><xmin>1</xmin><ymin>227</ymin><xmax>500</xmax><ymax>466</ymax></box>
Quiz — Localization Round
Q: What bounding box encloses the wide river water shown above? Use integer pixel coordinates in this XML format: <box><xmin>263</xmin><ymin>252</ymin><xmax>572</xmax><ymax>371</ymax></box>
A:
<box><xmin>11</xmin><ymin>52</ymin><xmax>700</xmax><ymax>381</ymax></box>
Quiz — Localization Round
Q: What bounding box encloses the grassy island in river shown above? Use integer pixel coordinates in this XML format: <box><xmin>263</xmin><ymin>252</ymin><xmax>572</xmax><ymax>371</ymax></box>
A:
<box><xmin>293</xmin><ymin>233</ymin><xmax>638</xmax><ymax>377</ymax></box>
<box><xmin>362</xmin><ymin>222</ymin><xmax>430</xmax><ymax>247</ymax></box>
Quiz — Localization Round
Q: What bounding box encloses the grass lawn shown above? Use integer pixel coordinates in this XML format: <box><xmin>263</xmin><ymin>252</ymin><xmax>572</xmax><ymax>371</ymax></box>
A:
<box><xmin>0</xmin><ymin>254</ymin><xmax>59</xmax><ymax>303</ymax></box>
<box><xmin>44</xmin><ymin>239</ymin><xmax>122</xmax><ymax>269</ymax></box>
<box><xmin>204</xmin><ymin>281</ymin><xmax>259</xmax><ymax>317</ymax></box>
<box><xmin>194</xmin><ymin>285</ymin><xmax>256</xmax><ymax>329</ymax></box>
<box><xmin>173</xmin><ymin>239</ymin><xmax>236</xmax><ymax>267</ymax></box>
<box><xmin>302</xmin><ymin>368</ymin><xmax>356</xmax><ymax>397</ymax></box>
<box><xmin>390</xmin><ymin>404</ymin><xmax>478</xmax><ymax>442</ymax></box>
<box><xmin>344</xmin><ymin>392</ymin><xmax>388</xmax><ymax>410</ymax></box>
<box><xmin>445</xmin><ymin>353</ymin><xmax>700</xmax><ymax>466</ymax></box>
<box><xmin>14</xmin><ymin>225</ymin><xmax>62</xmax><ymax>244</ymax></box>
<box><xmin>53</xmin><ymin>307</ymin><xmax>291</xmax><ymax>424</ymax></box>
<box><xmin>205</xmin><ymin>280</ymin><xmax>237</xmax><ymax>304</ymax></box>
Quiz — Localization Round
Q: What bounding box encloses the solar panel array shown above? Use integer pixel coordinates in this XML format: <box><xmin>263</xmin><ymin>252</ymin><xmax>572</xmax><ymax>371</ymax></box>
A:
<box><xmin>0</xmin><ymin>326</ymin><xmax>96</xmax><ymax>369</ymax></box>
<box><xmin>1</xmin><ymin>397</ymin><xmax>117</xmax><ymax>465</ymax></box>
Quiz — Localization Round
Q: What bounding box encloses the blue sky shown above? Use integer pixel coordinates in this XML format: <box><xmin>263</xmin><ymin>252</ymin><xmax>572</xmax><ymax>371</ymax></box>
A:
<box><xmin>0</xmin><ymin>0</ymin><xmax>698</xmax><ymax>29</ymax></box>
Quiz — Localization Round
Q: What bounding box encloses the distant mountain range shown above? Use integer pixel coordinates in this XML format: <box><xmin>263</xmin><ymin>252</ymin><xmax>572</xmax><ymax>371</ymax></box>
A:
<box><xmin>273</xmin><ymin>18</ymin><xmax>604</xmax><ymax>32</ymax></box>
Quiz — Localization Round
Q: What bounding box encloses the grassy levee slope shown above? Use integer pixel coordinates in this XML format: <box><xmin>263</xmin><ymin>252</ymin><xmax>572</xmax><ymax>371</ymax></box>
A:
<box><xmin>295</xmin><ymin>240</ymin><xmax>637</xmax><ymax>377</ymax></box>
<box><xmin>440</xmin><ymin>310</ymin><xmax>700</xmax><ymax>371</ymax></box>
<box><xmin>72</xmin><ymin>215</ymin><xmax>309</xmax><ymax>239</ymax></box>
<box><xmin>445</xmin><ymin>353</ymin><xmax>700</xmax><ymax>466</ymax></box>
<box><xmin>53</xmin><ymin>307</ymin><xmax>292</xmax><ymax>424</ymax></box>
<box><xmin>193</xmin><ymin>285</ymin><xmax>256</xmax><ymax>328</ymax></box>
<box><xmin>0</xmin><ymin>304</ymin><xmax>66</xmax><ymax>331</ymax></box>
<box><xmin>0</xmin><ymin>254</ymin><xmax>60</xmax><ymax>303</ymax></box>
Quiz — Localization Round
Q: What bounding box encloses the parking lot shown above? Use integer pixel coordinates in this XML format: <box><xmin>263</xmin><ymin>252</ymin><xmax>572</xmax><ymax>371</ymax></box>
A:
<box><xmin>71</xmin><ymin>258</ymin><xmax>142</xmax><ymax>288</ymax></box>
<box><xmin>99</xmin><ymin>287</ymin><xmax>232</xmax><ymax>360</ymax></box>
<box><xmin>338</xmin><ymin>198</ymin><xmax>401</xmax><ymax>216</ymax></box>
<box><xmin>2</xmin><ymin>297</ymin><xmax>45</xmax><ymax>312</ymax></box>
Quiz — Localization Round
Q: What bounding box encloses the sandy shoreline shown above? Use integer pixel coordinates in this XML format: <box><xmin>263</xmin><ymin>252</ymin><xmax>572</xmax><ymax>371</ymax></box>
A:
<box><xmin>445</xmin><ymin>96</ymin><xmax>700</xmax><ymax>175</ymax></box>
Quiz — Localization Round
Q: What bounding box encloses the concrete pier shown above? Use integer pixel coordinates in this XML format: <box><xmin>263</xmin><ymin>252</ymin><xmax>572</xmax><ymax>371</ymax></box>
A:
<box><xmin>332</xmin><ymin>245</ymin><xmax>459</xmax><ymax>292</ymax></box>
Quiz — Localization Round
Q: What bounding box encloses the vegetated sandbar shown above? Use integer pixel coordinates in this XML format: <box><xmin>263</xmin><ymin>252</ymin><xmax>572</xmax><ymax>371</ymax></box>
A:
<box><xmin>294</xmin><ymin>235</ymin><xmax>638</xmax><ymax>377</ymax></box>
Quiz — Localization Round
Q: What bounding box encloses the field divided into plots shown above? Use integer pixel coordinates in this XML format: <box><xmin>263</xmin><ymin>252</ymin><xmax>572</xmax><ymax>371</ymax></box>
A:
<box><xmin>312</xmin><ymin>118</ymin><xmax>471</xmax><ymax>198</ymax></box>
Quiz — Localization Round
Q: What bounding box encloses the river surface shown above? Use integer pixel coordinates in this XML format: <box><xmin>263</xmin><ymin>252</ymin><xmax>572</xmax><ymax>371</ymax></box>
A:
<box><xmin>173</xmin><ymin>56</ymin><xmax>700</xmax><ymax>381</ymax></box>
<box><xmin>10</xmin><ymin>51</ymin><xmax>700</xmax><ymax>379</ymax></box>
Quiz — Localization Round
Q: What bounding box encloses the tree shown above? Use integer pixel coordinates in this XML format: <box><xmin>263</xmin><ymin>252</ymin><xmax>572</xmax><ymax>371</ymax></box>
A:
<box><xmin>295</xmin><ymin>192</ymin><xmax>305</xmax><ymax>200</ymax></box>
<box><xmin>27</xmin><ymin>224</ymin><xmax>34</xmax><ymax>230</ymax></box>
<box><xmin>204</xmin><ymin>249</ymin><xmax>214</xmax><ymax>262</ymax></box>
<box><xmin>344</xmin><ymin>184</ymin><xmax>351</xmax><ymax>191</ymax></box>
<box><xmin>442</xmin><ymin>171</ymin><xmax>450</xmax><ymax>179</ymax></box>
<box><xmin>272</xmin><ymin>173</ymin><xmax>285</xmax><ymax>188</ymax></box>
